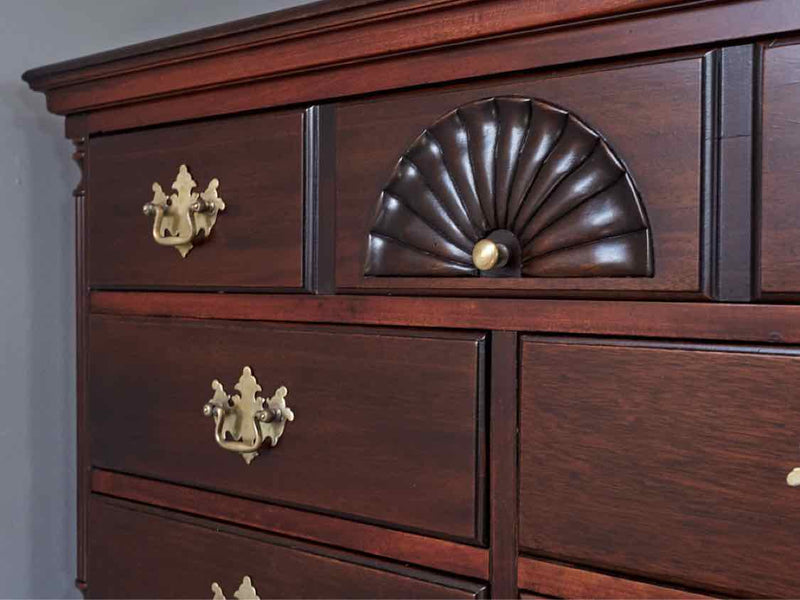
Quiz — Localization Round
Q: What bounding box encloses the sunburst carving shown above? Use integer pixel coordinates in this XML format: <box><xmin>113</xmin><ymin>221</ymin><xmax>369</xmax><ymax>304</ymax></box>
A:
<box><xmin>364</xmin><ymin>96</ymin><xmax>653</xmax><ymax>277</ymax></box>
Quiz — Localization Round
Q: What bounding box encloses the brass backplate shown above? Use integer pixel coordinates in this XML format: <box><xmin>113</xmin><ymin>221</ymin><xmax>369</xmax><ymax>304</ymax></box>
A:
<box><xmin>203</xmin><ymin>366</ymin><xmax>294</xmax><ymax>464</ymax></box>
<box><xmin>143</xmin><ymin>164</ymin><xmax>225</xmax><ymax>257</ymax></box>
<box><xmin>211</xmin><ymin>576</ymin><xmax>260</xmax><ymax>600</ymax></box>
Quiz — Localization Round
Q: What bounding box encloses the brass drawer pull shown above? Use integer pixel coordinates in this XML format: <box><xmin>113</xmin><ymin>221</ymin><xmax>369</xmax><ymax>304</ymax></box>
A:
<box><xmin>142</xmin><ymin>164</ymin><xmax>225</xmax><ymax>257</ymax></box>
<box><xmin>787</xmin><ymin>468</ymin><xmax>800</xmax><ymax>487</ymax></box>
<box><xmin>202</xmin><ymin>366</ymin><xmax>294</xmax><ymax>464</ymax></box>
<box><xmin>211</xmin><ymin>576</ymin><xmax>260</xmax><ymax>600</ymax></box>
<box><xmin>472</xmin><ymin>238</ymin><xmax>510</xmax><ymax>271</ymax></box>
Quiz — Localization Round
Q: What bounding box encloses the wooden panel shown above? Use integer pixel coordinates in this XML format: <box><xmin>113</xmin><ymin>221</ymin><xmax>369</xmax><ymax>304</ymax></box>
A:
<box><xmin>489</xmin><ymin>332</ymin><xmax>518</xmax><ymax>598</ymax></box>
<box><xmin>88</xmin><ymin>110</ymin><xmax>304</xmax><ymax>289</ymax></box>
<box><xmin>92</xmin><ymin>291</ymin><xmax>800</xmax><ymax>345</ymax></box>
<box><xmin>87</xmin><ymin>496</ymin><xmax>486</xmax><ymax>599</ymax></box>
<box><xmin>88</xmin><ymin>316</ymin><xmax>485</xmax><ymax>543</ymax></box>
<box><xmin>713</xmin><ymin>45</ymin><xmax>755</xmax><ymax>302</ymax></box>
<box><xmin>518</xmin><ymin>557</ymin><xmax>713</xmax><ymax>599</ymax></box>
<box><xmin>91</xmin><ymin>470</ymin><xmax>489</xmax><ymax>580</ymax></box>
<box><xmin>761</xmin><ymin>40</ymin><xmax>800</xmax><ymax>297</ymax></box>
<box><xmin>519</xmin><ymin>338</ymin><xmax>800</xmax><ymax>597</ymax></box>
<box><xmin>336</xmin><ymin>55</ymin><xmax>703</xmax><ymax>297</ymax></box>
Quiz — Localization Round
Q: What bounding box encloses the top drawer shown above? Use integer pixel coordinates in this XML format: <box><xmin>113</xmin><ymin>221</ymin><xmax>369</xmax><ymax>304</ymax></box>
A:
<box><xmin>88</xmin><ymin>110</ymin><xmax>304</xmax><ymax>290</ymax></box>
<box><xmin>335</xmin><ymin>53</ymin><xmax>705</xmax><ymax>298</ymax></box>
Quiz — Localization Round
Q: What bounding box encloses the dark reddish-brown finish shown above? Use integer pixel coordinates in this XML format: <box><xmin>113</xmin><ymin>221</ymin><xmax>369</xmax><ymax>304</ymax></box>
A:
<box><xmin>21</xmin><ymin>0</ymin><xmax>697</xmax><ymax>116</ymax></box>
<box><xmin>517</xmin><ymin>558</ymin><xmax>713</xmax><ymax>599</ymax></box>
<box><xmin>87</xmin><ymin>497</ymin><xmax>486</xmax><ymax>599</ymax></box>
<box><xmin>89</xmin><ymin>315</ymin><xmax>485</xmax><ymax>543</ymax></box>
<box><xmin>519</xmin><ymin>337</ymin><xmax>800</xmax><ymax>597</ymax></box>
<box><xmin>24</xmin><ymin>0</ymin><xmax>800</xmax><ymax>598</ymax></box>
<box><xmin>88</xmin><ymin>110</ymin><xmax>304</xmax><ymax>289</ymax></box>
<box><xmin>364</xmin><ymin>96</ymin><xmax>652</xmax><ymax>279</ymax></box>
<box><xmin>24</xmin><ymin>1</ymin><xmax>800</xmax><ymax>135</ymax></box>
<box><xmin>714</xmin><ymin>45</ymin><xmax>755</xmax><ymax>302</ymax></box>
<box><xmin>91</xmin><ymin>470</ymin><xmax>489</xmax><ymax>580</ymax></box>
<box><xmin>337</xmin><ymin>55</ymin><xmax>703</xmax><ymax>296</ymax></box>
<box><xmin>488</xmin><ymin>332</ymin><xmax>518</xmax><ymax>599</ymax></box>
<box><xmin>761</xmin><ymin>39</ymin><xmax>800</xmax><ymax>298</ymax></box>
<box><xmin>91</xmin><ymin>291</ymin><xmax>800</xmax><ymax>345</ymax></box>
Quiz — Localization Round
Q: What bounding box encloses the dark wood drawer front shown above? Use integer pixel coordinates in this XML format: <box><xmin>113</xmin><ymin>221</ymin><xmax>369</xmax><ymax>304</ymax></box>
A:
<box><xmin>519</xmin><ymin>338</ymin><xmax>800</xmax><ymax>597</ymax></box>
<box><xmin>762</xmin><ymin>40</ymin><xmax>800</xmax><ymax>297</ymax></box>
<box><xmin>89</xmin><ymin>316</ymin><xmax>485</xmax><ymax>543</ymax></box>
<box><xmin>336</xmin><ymin>54</ymin><xmax>704</xmax><ymax>297</ymax></box>
<box><xmin>88</xmin><ymin>110</ymin><xmax>304</xmax><ymax>289</ymax></box>
<box><xmin>87</xmin><ymin>497</ymin><xmax>486</xmax><ymax>599</ymax></box>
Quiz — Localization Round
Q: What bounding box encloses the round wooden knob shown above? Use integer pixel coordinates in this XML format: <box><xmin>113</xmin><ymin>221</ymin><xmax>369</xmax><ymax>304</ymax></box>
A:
<box><xmin>472</xmin><ymin>238</ymin><xmax>509</xmax><ymax>271</ymax></box>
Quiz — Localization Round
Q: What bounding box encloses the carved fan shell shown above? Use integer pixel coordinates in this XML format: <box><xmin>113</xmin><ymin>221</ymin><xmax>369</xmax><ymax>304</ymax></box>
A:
<box><xmin>365</xmin><ymin>96</ymin><xmax>653</xmax><ymax>277</ymax></box>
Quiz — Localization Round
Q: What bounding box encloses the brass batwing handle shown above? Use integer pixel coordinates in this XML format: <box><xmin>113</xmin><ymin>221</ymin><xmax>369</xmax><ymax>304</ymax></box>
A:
<box><xmin>142</xmin><ymin>164</ymin><xmax>225</xmax><ymax>257</ymax></box>
<box><xmin>202</xmin><ymin>367</ymin><xmax>293</xmax><ymax>464</ymax></box>
<box><xmin>211</xmin><ymin>576</ymin><xmax>260</xmax><ymax>600</ymax></box>
<box><xmin>472</xmin><ymin>238</ymin><xmax>510</xmax><ymax>271</ymax></box>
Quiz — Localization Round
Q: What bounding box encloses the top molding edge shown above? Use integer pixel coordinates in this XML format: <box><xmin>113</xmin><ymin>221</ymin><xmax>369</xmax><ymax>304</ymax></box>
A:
<box><xmin>22</xmin><ymin>0</ymin><xmax>694</xmax><ymax>113</ymax></box>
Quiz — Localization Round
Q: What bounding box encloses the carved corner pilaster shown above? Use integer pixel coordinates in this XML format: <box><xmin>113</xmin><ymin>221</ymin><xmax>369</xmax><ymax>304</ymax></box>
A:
<box><xmin>71</xmin><ymin>137</ymin><xmax>86</xmax><ymax>202</ymax></box>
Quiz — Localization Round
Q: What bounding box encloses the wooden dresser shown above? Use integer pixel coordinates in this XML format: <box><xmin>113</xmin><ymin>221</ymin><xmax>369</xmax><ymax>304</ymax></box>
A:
<box><xmin>23</xmin><ymin>0</ymin><xmax>800</xmax><ymax>597</ymax></box>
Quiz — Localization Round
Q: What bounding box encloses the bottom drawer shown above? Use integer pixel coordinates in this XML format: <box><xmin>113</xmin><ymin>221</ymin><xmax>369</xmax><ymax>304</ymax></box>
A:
<box><xmin>87</xmin><ymin>497</ymin><xmax>486</xmax><ymax>599</ymax></box>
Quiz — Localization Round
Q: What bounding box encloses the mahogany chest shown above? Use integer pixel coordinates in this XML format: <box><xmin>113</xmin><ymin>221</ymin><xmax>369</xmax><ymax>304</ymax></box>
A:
<box><xmin>24</xmin><ymin>0</ymin><xmax>800</xmax><ymax>597</ymax></box>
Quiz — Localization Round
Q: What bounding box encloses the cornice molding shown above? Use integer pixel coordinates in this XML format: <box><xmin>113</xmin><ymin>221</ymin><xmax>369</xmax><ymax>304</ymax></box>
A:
<box><xmin>23</xmin><ymin>0</ymin><xmax>695</xmax><ymax>116</ymax></box>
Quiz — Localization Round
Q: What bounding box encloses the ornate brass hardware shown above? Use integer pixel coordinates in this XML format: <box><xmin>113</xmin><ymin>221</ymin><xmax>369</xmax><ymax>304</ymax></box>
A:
<box><xmin>202</xmin><ymin>366</ymin><xmax>293</xmax><ymax>464</ymax></box>
<box><xmin>142</xmin><ymin>164</ymin><xmax>225</xmax><ymax>257</ymax></box>
<box><xmin>472</xmin><ymin>238</ymin><xmax>510</xmax><ymax>271</ymax></box>
<box><xmin>787</xmin><ymin>467</ymin><xmax>800</xmax><ymax>487</ymax></box>
<box><xmin>211</xmin><ymin>576</ymin><xmax>260</xmax><ymax>600</ymax></box>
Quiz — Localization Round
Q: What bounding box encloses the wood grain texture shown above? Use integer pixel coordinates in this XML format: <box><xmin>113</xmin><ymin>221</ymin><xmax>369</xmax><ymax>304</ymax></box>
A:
<box><xmin>91</xmin><ymin>291</ymin><xmax>800</xmax><ymax>344</ymax></box>
<box><xmin>30</xmin><ymin>1</ymin><xmax>800</xmax><ymax>134</ymax></box>
<box><xmin>23</xmin><ymin>0</ymin><xmax>696</xmax><ymax>113</ymax></box>
<box><xmin>89</xmin><ymin>315</ymin><xmax>485</xmax><ymax>543</ymax></box>
<box><xmin>88</xmin><ymin>110</ymin><xmax>304</xmax><ymax>289</ymax></box>
<box><xmin>87</xmin><ymin>496</ymin><xmax>486</xmax><ymax>599</ymax></box>
<box><xmin>337</xmin><ymin>55</ymin><xmax>702</xmax><ymax>295</ymax></box>
<box><xmin>760</xmin><ymin>39</ymin><xmax>800</xmax><ymax>297</ymax></box>
<box><xmin>714</xmin><ymin>45</ymin><xmax>755</xmax><ymax>302</ymax></box>
<box><xmin>365</xmin><ymin>96</ymin><xmax>652</xmax><ymax>279</ymax></box>
<box><xmin>518</xmin><ymin>558</ymin><xmax>714</xmax><ymax>599</ymax></box>
<box><xmin>488</xmin><ymin>332</ymin><xmax>518</xmax><ymax>599</ymax></box>
<box><xmin>91</xmin><ymin>470</ymin><xmax>489</xmax><ymax>580</ymax></box>
<box><xmin>519</xmin><ymin>337</ymin><xmax>800</xmax><ymax>597</ymax></box>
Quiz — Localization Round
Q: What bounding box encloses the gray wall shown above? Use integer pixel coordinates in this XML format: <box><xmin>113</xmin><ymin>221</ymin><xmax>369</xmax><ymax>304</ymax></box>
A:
<box><xmin>0</xmin><ymin>2</ymin><xmax>311</xmax><ymax>597</ymax></box>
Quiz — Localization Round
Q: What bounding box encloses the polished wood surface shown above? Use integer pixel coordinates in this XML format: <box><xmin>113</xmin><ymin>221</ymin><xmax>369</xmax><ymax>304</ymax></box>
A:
<box><xmin>336</xmin><ymin>54</ymin><xmax>703</xmax><ymax>296</ymax></box>
<box><xmin>88</xmin><ymin>110</ymin><xmax>304</xmax><ymax>289</ymax></box>
<box><xmin>24</xmin><ymin>0</ymin><xmax>800</xmax><ymax>597</ymax></box>
<box><xmin>92</xmin><ymin>291</ymin><xmax>800</xmax><ymax>344</ymax></box>
<box><xmin>714</xmin><ymin>45</ymin><xmax>755</xmax><ymax>302</ymax></box>
<box><xmin>91</xmin><ymin>470</ymin><xmax>489</xmax><ymax>580</ymax></box>
<box><xmin>87</xmin><ymin>496</ymin><xmax>486</xmax><ymax>599</ymax></box>
<box><xmin>761</xmin><ymin>39</ymin><xmax>800</xmax><ymax>298</ymax></box>
<box><xmin>488</xmin><ymin>332</ymin><xmax>519</xmax><ymax>599</ymax></box>
<box><xmin>364</xmin><ymin>96</ymin><xmax>652</xmax><ymax>278</ymax></box>
<box><xmin>89</xmin><ymin>315</ymin><xmax>485</xmax><ymax>543</ymax></box>
<box><xmin>22</xmin><ymin>0</ymin><xmax>695</xmax><ymax>116</ymax></box>
<box><xmin>519</xmin><ymin>337</ymin><xmax>800</xmax><ymax>597</ymax></box>
<box><xmin>25</xmin><ymin>1</ymin><xmax>800</xmax><ymax>135</ymax></box>
<box><xmin>517</xmin><ymin>557</ymin><xmax>714</xmax><ymax>599</ymax></box>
